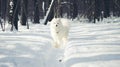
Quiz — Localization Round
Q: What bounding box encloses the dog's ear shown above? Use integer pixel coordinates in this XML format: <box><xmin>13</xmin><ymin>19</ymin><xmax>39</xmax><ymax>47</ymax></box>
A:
<box><xmin>53</xmin><ymin>18</ymin><xmax>57</xmax><ymax>21</ymax></box>
<box><xmin>57</xmin><ymin>18</ymin><xmax>61</xmax><ymax>23</ymax></box>
<box><xmin>53</xmin><ymin>18</ymin><xmax>56</xmax><ymax>20</ymax></box>
<box><xmin>50</xmin><ymin>18</ymin><xmax>56</xmax><ymax>24</ymax></box>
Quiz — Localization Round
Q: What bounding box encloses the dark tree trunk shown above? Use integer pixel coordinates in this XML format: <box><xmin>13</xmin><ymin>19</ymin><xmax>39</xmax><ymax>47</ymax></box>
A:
<box><xmin>104</xmin><ymin>0</ymin><xmax>110</xmax><ymax>18</ymax></box>
<box><xmin>33</xmin><ymin>0</ymin><xmax>40</xmax><ymax>24</ymax></box>
<box><xmin>0</xmin><ymin>0</ymin><xmax>3</xmax><ymax>31</ymax></box>
<box><xmin>72</xmin><ymin>0</ymin><xmax>78</xmax><ymax>19</ymax></box>
<box><xmin>44</xmin><ymin>0</ymin><xmax>55</xmax><ymax>25</ymax></box>
<box><xmin>11</xmin><ymin>0</ymin><xmax>20</xmax><ymax>31</ymax></box>
<box><xmin>94</xmin><ymin>0</ymin><xmax>101</xmax><ymax>23</ymax></box>
<box><xmin>0</xmin><ymin>0</ymin><xmax>8</xmax><ymax>31</ymax></box>
<box><xmin>20</xmin><ymin>0</ymin><xmax>28</xmax><ymax>25</ymax></box>
<box><xmin>1</xmin><ymin>0</ymin><xmax>7</xmax><ymax>20</ymax></box>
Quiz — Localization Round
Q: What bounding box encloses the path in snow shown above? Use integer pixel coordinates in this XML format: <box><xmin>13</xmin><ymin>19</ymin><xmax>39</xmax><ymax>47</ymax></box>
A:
<box><xmin>0</xmin><ymin>24</ymin><xmax>64</xmax><ymax>67</ymax></box>
<box><xmin>0</xmin><ymin>23</ymin><xmax>120</xmax><ymax>67</ymax></box>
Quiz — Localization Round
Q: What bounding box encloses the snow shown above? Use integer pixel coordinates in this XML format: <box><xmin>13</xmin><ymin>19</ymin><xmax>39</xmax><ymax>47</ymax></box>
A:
<box><xmin>0</xmin><ymin>18</ymin><xmax>120</xmax><ymax>67</ymax></box>
<box><xmin>64</xmin><ymin>22</ymin><xmax>120</xmax><ymax>67</ymax></box>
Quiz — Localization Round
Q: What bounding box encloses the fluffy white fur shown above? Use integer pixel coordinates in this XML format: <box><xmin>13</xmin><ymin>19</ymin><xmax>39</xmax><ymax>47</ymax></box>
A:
<box><xmin>50</xmin><ymin>18</ymin><xmax>70</xmax><ymax>48</ymax></box>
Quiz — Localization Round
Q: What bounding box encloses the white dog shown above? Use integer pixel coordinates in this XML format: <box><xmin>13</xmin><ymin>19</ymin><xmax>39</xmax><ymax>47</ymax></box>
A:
<box><xmin>50</xmin><ymin>18</ymin><xmax>70</xmax><ymax>48</ymax></box>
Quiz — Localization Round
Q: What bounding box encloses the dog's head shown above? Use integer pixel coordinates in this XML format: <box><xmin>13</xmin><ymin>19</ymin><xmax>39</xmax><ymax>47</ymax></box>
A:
<box><xmin>50</xmin><ymin>18</ymin><xmax>62</xmax><ymax>28</ymax></box>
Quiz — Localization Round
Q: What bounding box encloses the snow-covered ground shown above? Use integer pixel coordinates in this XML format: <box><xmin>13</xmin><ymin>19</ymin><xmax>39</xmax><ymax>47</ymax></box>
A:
<box><xmin>0</xmin><ymin>19</ymin><xmax>120</xmax><ymax>67</ymax></box>
<box><xmin>65</xmin><ymin>22</ymin><xmax>120</xmax><ymax>67</ymax></box>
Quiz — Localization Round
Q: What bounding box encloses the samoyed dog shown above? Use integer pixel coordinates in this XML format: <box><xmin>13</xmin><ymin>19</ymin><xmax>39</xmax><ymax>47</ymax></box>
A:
<box><xmin>50</xmin><ymin>18</ymin><xmax>70</xmax><ymax>48</ymax></box>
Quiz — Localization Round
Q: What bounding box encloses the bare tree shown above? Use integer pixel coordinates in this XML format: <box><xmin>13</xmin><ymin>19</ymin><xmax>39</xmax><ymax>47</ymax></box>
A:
<box><xmin>11</xmin><ymin>0</ymin><xmax>20</xmax><ymax>31</ymax></box>
<box><xmin>20</xmin><ymin>0</ymin><xmax>28</xmax><ymax>25</ymax></box>
<box><xmin>44</xmin><ymin>0</ymin><xmax>55</xmax><ymax>25</ymax></box>
<box><xmin>104</xmin><ymin>0</ymin><xmax>110</xmax><ymax>18</ymax></box>
<box><xmin>33</xmin><ymin>0</ymin><xmax>40</xmax><ymax>24</ymax></box>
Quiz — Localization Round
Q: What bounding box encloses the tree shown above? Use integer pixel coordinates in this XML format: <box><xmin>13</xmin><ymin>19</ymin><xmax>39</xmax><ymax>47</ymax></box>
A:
<box><xmin>94</xmin><ymin>0</ymin><xmax>101</xmax><ymax>23</ymax></box>
<box><xmin>20</xmin><ymin>0</ymin><xmax>28</xmax><ymax>25</ymax></box>
<box><xmin>104</xmin><ymin>0</ymin><xmax>110</xmax><ymax>18</ymax></box>
<box><xmin>33</xmin><ymin>0</ymin><xmax>40</xmax><ymax>24</ymax></box>
<box><xmin>0</xmin><ymin>0</ymin><xmax>3</xmax><ymax>31</ymax></box>
<box><xmin>44</xmin><ymin>0</ymin><xmax>55</xmax><ymax>25</ymax></box>
<box><xmin>72</xmin><ymin>0</ymin><xmax>78</xmax><ymax>19</ymax></box>
<box><xmin>55</xmin><ymin>0</ymin><xmax>61</xmax><ymax>18</ymax></box>
<box><xmin>0</xmin><ymin>0</ymin><xmax>9</xmax><ymax>31</ymax></box>
<box><xmin>11</xmin><ymin>0</ymin><xmax>20</xmax><ymax>31</ymax></box>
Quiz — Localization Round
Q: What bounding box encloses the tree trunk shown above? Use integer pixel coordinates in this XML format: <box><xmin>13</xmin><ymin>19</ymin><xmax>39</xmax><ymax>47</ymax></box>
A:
<box><xmin>20</xmin><ymin>0</ymin><xmax>28</xmax><ymax>25</ymax></box>
<box><xmin>72</xmin><ymin>0</ymin><xmax>78</xmax><ymax>19</ymax></box>
<box><xmin>33</xmin><ymin>0</ymin><xmax>40</xmax><ymax>24</ymax></box>
<box><xmin>44</xmin><ymin>0</ymin><xmax>55</xmax><ymax>25</ymax></box>
<box><xmin>104</xmin><ymin>0</ymin><xmax>110</xmax><ymax>18</ymax></box>
<box><xmin>11</xmin><ymin>0</ymin><xmax>20</xmax><ymax>31</ymax></box>
<box><xmin>94</xmin><ymin>0</ymin><xmax>101</xmax><ymax>23</ymax></box>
